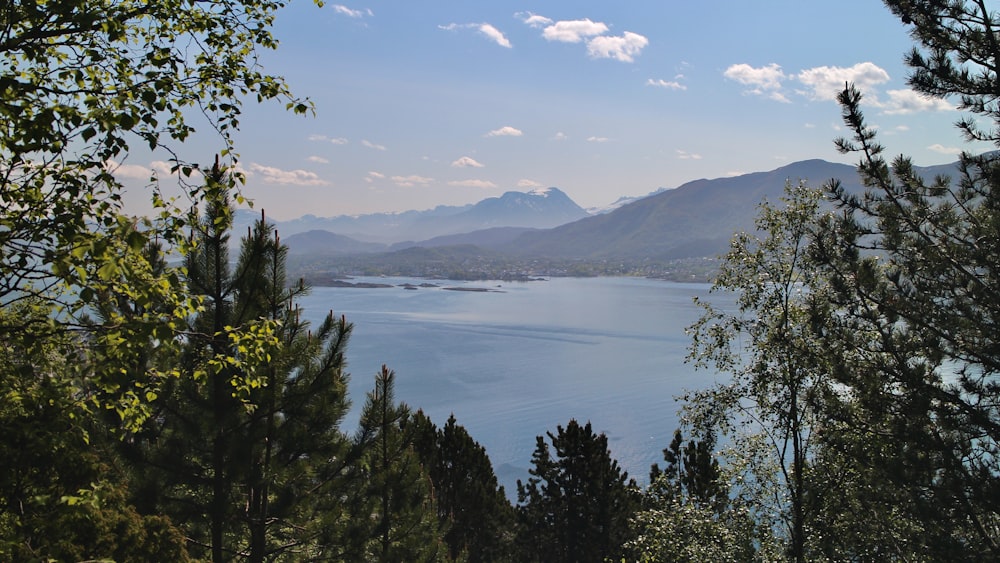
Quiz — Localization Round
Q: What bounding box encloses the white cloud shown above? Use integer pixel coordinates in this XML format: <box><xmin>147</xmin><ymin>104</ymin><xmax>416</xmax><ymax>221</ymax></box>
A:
<box><xmin>307</xmin><ymin>156</ymin><xmax>330</xmax><ymax>164</ymax></box>
<box><xmin>448</xmin><ymin>179</ymin><xmax>497</xmax><ymax>188</ymax></box>
<box><xmin>518</xmin><ymin>178</ymin><xmax>544</xmax><ymax>188</ymax></box>
<box><xmin>451</xmin><ymin>156</ymin><xmax>484</xmax><ymax>168</ymax></box>
<box><xmin>542</xmin><ymin>19</ymin><xmax>608</xmax><ymax>43</ymax></box>
<box><xmin>150</xmin><ymin>161</ymin><xmax>175</xmax><ymax>176</ymax></box>
<box><xmin>440</xmin><ymin>23</ymin><xmax>512</xmax><ymax>48</ymax></box>
<box><xmin>478</xmin><ymin>24</ymin><xmax>512</xmax><ymax>48</ymax></box>
<box><xmin>552</xmin><ymin>132</ymin><xmax>568</xmax><ymax>141</ymax></box>
<box><xmin>928</xmin><ymin>143</ymin><xmax>963</xmax><ymax>155</ymax></box>
<box><xmin>882</xmin><ymin>89</ymin><xmax>954</xmax><ymax>114</ymax></box>
<box><xmin>249</xmin><ymin>163</ymin><xmax>329</xmax><ymax>186</ymax></box>
<box><xmin>331</xmin><ymin>5</ymin><xmax>372</xmax><ymax>18</ymax></box>
<box><xmin>804</xmin><ymin>123</ymin><xmax>816</xmax><ymax>129</ymax></box>
<box><xmin>105</xmin><ymin>159</ymin><xmax>155</xmax><ymax>179</ymax></box>
<box><xmin>106</xmin><ymin>159</ymin><xmax>197</xmax><ymax>179</ymax></box>
<box><xmin>587</xmin><ymin>31</ymin><xmax>648</xmax><ymax>63</ymax></box>
<box><xmin>391</xmin><ymin>175</ymin><xmax>434</xmax><ymax>187</ymax></box>
<box><xmin>362</xmin><ymin>140</ymin><xmax>387</xmax><ymax>151</ymax></box>
<box><xmin>516</xmin><ymin>11</ymin><xmax>553</xmax><ymax>29</ymax></box>
<box><xmin>365</xmin><ymin>171</ymin><xmax>385</xmax><ymax>184</ymax></box>
<box><xmin>486</xmin><ymin>126</ymin><xmax>523</xmax><ymax>137</ymax></box>
<box><xmin>796</xmin><ymin>62</ymin><xmax>890</xmax><ymax>102</ymax></box>
<box><xmin>309</xmin><ymin>134</ymin><xmax>348</xmax><ymax>145</ymax></box>
<box><xmin>587</xmin><ymin>136</ymin><xmax>610</xmax><ymax>143</ymax></box>
<box><xmin>724</xmin><ymin>63</ymin><xmax>789</xmax><ymax>102</ymax></box>
<box><xmin>647</xmin><ymin>78</ymin><xmax>686</xmax><ymax>91</ymax></box>
<box><xmin>676</xmin><ymin>150</ymin><xmax>702</xmax><ymax>160</ymax></box>
<box><xmin>525</xmin><ymin>17</ymin><xmax>646</xmax><ymax>63</ymax></box>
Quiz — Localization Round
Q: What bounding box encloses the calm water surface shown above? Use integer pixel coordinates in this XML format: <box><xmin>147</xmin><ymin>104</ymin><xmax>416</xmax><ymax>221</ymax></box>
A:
<box><xmin>296</xmin><ymin>276</ymin><xmax>722</xmax><ymax>494</ymax></box>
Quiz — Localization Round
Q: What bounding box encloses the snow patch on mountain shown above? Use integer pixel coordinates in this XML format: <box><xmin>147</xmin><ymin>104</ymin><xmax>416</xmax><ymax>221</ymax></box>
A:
<box><xmin>588</xmin><ymin>187</ymin><xmax>669</xmax><ymax>214</ymax></box>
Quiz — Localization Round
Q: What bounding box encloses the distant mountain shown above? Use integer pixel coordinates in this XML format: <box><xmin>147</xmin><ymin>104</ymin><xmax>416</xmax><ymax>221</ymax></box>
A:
<box><xmin>501</xmin><ymin>159</ymin><xmax>872</xmax><ymax>261</ymax></box>
<box><xmin>587</xmin><ymin>187</ymin><xmax>668</xmax><ymax>215</ymax></box>
<box><xmin>269</xmin><ymin>157</ymin><xmax>968</xmax><ymax>266</ymax></box>
<box><xmin>239</xmin><ymin>187</ymin><xmax>586</xmax><ymax>244</ymax></box>
<box><xmin>283</xmin><ymin>230</ymin><xmax>387</xmax><ymax>255</ymax></box>
<box><xmin>406</xmin><ymin>187</ymin><xmax>587</xmax><ymax>237</ymax></box>
<box><xmin>388</xmin><ymin>227</ymin><xmax>538</xmax><ymax>252</ymax></box>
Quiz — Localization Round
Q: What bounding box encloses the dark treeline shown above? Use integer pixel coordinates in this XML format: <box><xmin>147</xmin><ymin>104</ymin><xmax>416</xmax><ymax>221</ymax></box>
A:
<box><xmin>4</xmin><ymin>0</ymin><xmax>1000</xmax><ymax>561</ymax></box>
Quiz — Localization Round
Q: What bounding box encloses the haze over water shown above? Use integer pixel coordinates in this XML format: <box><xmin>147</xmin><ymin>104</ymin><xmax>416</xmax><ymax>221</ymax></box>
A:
<box><xmin>297</xmin><ymin>276</ymin><xmax>723</xmax><ymax>493</ymax></box>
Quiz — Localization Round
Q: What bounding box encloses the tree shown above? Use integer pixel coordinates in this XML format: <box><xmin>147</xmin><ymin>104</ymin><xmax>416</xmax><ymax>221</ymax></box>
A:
<box><xmin>630</xmin><ymin>430</ymin><xmax>763</xmax><ymax>563</ymax></box>
<box><xmin>0</xmin><ymin>0</ymin><xmax>311</xmax><ymax>312</ymax></box>
<box><xmin>811</xmin><ymin>88</ymin><xmax>1000</xmax><ymax>558</ymax></box>
<box><xmin>0</xmin><ymin>300</ymin><xmax>191</xmax><ymax>562</ymax></box>
<box><xmin>686</xmin><ymin>181</ymin><xmax>836</xmax><ymax>562</ymax></box>
<box><xmin>124</xmin><ymin>168</ymin><xmax>355</xmax><ymax>561</ymax></box>
<box><xmin>0</xmin><ymin>0</ymin><xmax>318</xmax><ymax>440</ymax></box>
<box><xmin>0</xmin><ymin>5</ymin><xmax>321</xmax><ymax>554</ymax></box>
<box><xmin>648</xmin><ymin>429</ymin><xmax>728</xmax><ymax>512</ymax></box>
<box><xmin>407</xmin><ymin>411</ymin><xmax>516</xmax><ymax>562</ymax></box>
<box><xmin>796</xmin><ymin>1</ymin><xmax>1000</xmax><ymax>557</ymax></box>
<box><xmin>347</xmin><ymin>366</ymin><xmax>449</xmax><ymax>562</ymax></box>
<box><xmin>515</xmin><ymin>419</ymin><xmax>641</xmax><ymax>563</ymax></box>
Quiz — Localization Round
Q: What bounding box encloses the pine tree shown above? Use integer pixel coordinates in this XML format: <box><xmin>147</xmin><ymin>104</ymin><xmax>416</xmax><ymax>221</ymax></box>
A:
<box><xmin>648</xmin><ymin>429</ymin><xmax>727</xmax><ymax>512</ymax></box>
<box><xmin>798</xmin><ymin>1</ymin><xmax>1000</xmax><ymax>556</ymax></box>
<box><xmin>126</xmin><ymin>163</ymin><xmax>354</xmax><ymax>561</ymax></box>
<box><xmin>347</xmin><ymin>366</ymin><xmax>449</xmax><ymax>562</ymax></box>
<box><xmin>515</xmin><ymin>419</ymin><xmax>641</xmax><ymax>563</ymax></box>
<box><xmin>0</xmin><ymin>300</ymin><xmax>192</xmax><ymax>561</ymax></box>
<box><xmin>407</xmin><ymin>411</ymin><xmax>516</xmax><ymax>562</ymax></box>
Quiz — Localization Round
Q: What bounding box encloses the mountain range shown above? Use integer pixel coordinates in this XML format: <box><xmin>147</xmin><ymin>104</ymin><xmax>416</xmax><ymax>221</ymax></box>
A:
<box><xmin>273</xmin><ymin>158</ymin><xmax>962</xmax><ymax>264</ymax></box>
<box><xmin>241</xmin><ymin>187</ymin><xmax>587</xmax><ymax>246</ymax></box>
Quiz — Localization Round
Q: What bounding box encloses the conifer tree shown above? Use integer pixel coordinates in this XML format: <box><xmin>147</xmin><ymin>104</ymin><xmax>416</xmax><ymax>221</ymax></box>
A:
<box><xmin>516</xmin><ymin>419</ymin><xmax>640</xmax><ymax>563</ymax></box>
<box><xmin>127</xmin><ymin>163</ymin><xmax>354</xmax><ymax>561</ymax></box>
<box><xmin>347</xmin><ymin>366</ymin><xmax>449</xmax><ymax>562</ymax></box>
<box><xmin>0</xmin><ymin>299</ymin><xmax>192</xmax><ymax>561</ymax></box>
<box><xmin>798</xmin><ymin>1</ymin><xmax>1000</xmax><ymax>556</ymax></box>
<box><xmin>648</xmin><ymin>429</ymin><xmax>727</xmax><ymax>512</ymax></box>
<box><xmin>407</xmin><ymin>411</ymin><xmax>516</xmax><ymax>562</ymax></box>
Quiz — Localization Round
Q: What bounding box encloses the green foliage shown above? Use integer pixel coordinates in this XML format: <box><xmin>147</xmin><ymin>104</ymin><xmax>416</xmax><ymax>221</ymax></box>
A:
<box><xmin>516</xmin><ymin>419</ymin><xmax>641</xmax><ymax>563</ymax></box>
<box><xmin>675</xmin><ymin>3</ymin><xmax>1000</xmax><ymax>559</ymax></box>
<box><xmin>0</xmin><ymin>0</ymin><xmax>288</xmax><ymax>339</ymax></box>
<box><xmin>648</xmin><ymin>429</ymin><xmax>727</xmax><ymax>511</ymax></box>
<box><xmin>686</xmin><ymin>181</ymin><xmax>835</xmax><ymax>562</ymax></box>
<box><xmin>632</xmin><ymin>430</ymin><xmax>765</xmax><ymax>562</ymax></box>
<box><xmin>407</xmin><ymin>411</ymin><xmax>517</xmax><ymax>562</ymax></box>
<box><xmin>628</xmin><ymin>496</ymin><xmax>766</xmax><ymax>563</ymax></box>
<box><xmin>792</xmin><ymin>1</ymin><xmax>1000</xmax><ymax>556</ymax></box>
<box><xmin>0</xmin><ymin>300</ymin><xmax>191</xmax><ymax>561</ymax></box>
<box><xmin>347</xmin><ymin>366</ymin><xmax>450</xmax><ymax>562</ymax></box>
<box><xmin>123</xmin><ymin>176</ymin><xmax>356</xmax><ymax>561</ymax></box>
<box><xmin>810</xmin><ymin>82</ymin><xmax>1000</xmax><ymax>558</ymax></box>
<box><xmin>0</xmin><ymin>0</ymin><xmax>319</xmax><ymax>430</ymax></box>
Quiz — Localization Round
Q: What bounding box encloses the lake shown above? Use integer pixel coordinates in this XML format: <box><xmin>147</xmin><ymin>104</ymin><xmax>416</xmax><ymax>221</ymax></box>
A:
<box><xmin>296</xmin><ymin>276</ymin><xmax>723</xmax><ymax>495</ymax></box>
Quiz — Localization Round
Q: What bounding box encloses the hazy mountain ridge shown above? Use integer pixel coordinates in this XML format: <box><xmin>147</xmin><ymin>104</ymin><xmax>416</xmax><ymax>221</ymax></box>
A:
<box><xmin>242</xmin><ymin>187</ymin><xmax>586</xmax><ymax>245</ymax></box>
<box><xmin>501</xmin><ymin>159</ymin><xmax>867</xmax><ymax>261</ymax></box>
<box><xmin>500</xmin><ymin>158</ymin><xmax>962</xmax><ymax>261</ymax></box>
<box><xmin>276</xmin><ymin>158</ymin><xmax>964</xmax><ymax>265</ymax></box>
<box><xmin>586</xmin><ymin>187</ymin><xmax>668</xmax><ymax>215</ymax></box>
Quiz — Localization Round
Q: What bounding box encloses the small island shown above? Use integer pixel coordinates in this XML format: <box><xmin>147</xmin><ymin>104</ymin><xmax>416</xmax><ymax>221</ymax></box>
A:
<box><xmin>442</xmin><ymin>286</ymin><xmax>503</xmax><ymax>293</ymax></box>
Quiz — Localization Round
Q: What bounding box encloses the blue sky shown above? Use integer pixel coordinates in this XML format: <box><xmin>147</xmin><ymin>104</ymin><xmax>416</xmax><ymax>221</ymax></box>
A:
<box><xmin>117</xmin><ymin>1</ymin><xmax>986</xmax><ymax>219</ymax></box>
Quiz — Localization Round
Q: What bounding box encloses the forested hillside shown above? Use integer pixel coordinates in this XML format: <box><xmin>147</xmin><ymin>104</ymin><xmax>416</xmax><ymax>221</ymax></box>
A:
<box><xmin>3</xmin><ymin>1</ymin><xmax>1000</xmax><ymax>562</ymax></box>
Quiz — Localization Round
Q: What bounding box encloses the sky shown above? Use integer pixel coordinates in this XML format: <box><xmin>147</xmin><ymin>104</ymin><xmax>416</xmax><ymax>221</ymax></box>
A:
<box><xmin>116</xmin><ymin>1</ymin><xmax>988</xmax><ymax>220</ymax></box>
